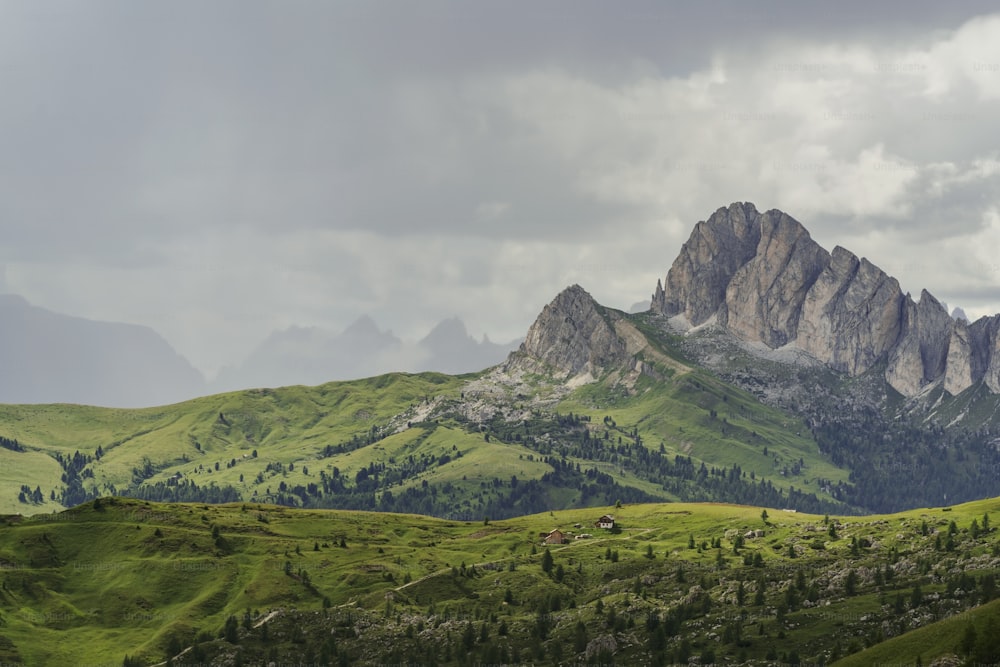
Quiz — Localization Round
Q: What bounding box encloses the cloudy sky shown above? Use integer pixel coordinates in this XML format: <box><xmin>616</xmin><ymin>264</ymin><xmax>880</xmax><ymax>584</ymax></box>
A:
<box><xmin>3</xmin><ymin>1</ymin><xmax>1000</xmax><ymax>378</ymax></box>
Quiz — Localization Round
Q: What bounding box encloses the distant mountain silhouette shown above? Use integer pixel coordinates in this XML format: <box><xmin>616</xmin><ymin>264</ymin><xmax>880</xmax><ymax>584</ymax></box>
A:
<box><xmin>0</xmin><ymin>294</ymin><xmax>204</xmax><ymax>407</ymax></box>
<box><xmin>415</xmin><ymin>317</ymin><xmax>518</xmax><ymax>375</ymax></box>
<box><xmin>211</xmin><ymin>316</ymin><xmax>519</xmax><ymax>391</ymax></box>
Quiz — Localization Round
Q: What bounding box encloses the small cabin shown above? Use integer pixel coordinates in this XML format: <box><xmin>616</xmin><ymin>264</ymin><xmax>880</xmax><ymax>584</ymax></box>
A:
<box><xmin>595</xmin><ymin>515</ymin><xmax>615</xmax><ymax>530</ymax></box>
<box><xmin>543</xmin><ymin>529</ymin><xmax>568</xmax><ymax>545</ymax></box>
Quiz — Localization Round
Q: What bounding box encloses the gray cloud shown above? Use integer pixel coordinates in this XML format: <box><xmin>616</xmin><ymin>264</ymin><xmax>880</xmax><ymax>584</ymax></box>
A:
<box><xmin>3</xmin><ymin>1</ymin><xmax>1000</xmax><ymax>378</ymax></box>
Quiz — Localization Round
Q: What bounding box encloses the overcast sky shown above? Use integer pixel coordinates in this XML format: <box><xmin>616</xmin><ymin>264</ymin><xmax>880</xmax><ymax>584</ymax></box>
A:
<box><xmin>3</xmin><ymin>1</ymin><xmax>1000</xmax><ymax>378</ymax></box>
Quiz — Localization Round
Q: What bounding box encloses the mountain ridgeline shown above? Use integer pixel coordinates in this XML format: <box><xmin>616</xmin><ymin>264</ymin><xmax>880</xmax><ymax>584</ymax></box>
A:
<box><xmin>3</xmin><ymin>202</ymin><xmax>1000</xmax><ymax>519</ymax></box>
<box><xmin>0</xmin><ymin>294</ymin><xmax>204</xmax><ymax>408</ymax></box>
<box><xmin>7</xmin><ymin>205</ymin><xmax>1000</xmax><ymax>667</ymax></box>
<box><xmin>501</xmin><ymin>202</ymin><xmax>1000</xmax><ymax>512</ymax></box>
<box><xmin>651</xmin><ymin>202</ymin><xmax>1000</xmax><ymax>397</ymax></box>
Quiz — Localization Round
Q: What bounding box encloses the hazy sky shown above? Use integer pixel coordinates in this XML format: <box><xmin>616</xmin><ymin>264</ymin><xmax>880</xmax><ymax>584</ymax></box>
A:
<box><xmin>3</xmin><ymin>1</ymin><xmax>1000</xmax><ymax>377</ymax></box>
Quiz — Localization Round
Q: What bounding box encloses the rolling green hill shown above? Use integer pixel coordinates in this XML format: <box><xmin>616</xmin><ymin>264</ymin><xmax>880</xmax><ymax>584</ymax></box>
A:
<box><xmin>4</xmin><ymin>290</ymin><xmax>998</xmax><ymax>522</ymax></box>
<box><xmin>0</xmin><ymin>320</ymin><xmax>856</xmax><ymax>519</ymax></box>
<box><xmin>2</xmin><ymin>496</ymin><xmax>999</xmax><ymax>665</ymax></box>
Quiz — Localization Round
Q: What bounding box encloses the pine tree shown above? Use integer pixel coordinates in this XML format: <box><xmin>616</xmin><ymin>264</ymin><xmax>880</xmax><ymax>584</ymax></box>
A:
<box><xmin>573</xmin><ymin>620</ymin><xmax>588</xmax><ymax>653</ymax></box>
<box><xmin>541</xmin><ymin>548</ymin><xmax>554</xmax><ymax>574</ymax></box>
<box><xmin>754</xmin><ymin>578</ymin><xmax>766</xmax><ymax>606</ymax></box>
<box><xmin>844</xmin><ymin>570</ymin><xmax>857</xmax><ymax>596</ymax></box>
<box><xmin>911</xmin><ymin>584</ymin><xmax>923</xmax><ymax>608</ymax></box>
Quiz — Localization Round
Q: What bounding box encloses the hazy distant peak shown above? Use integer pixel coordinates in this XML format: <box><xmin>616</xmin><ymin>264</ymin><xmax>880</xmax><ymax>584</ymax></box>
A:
<box><xmin>420</xmin><ymin>317</ymin><xmax>470</xmax><ymax>345</ymax></box>
<box><xmin>342</xmin><ymin>314</ymin><xmax>383</xmax><ymax>336</ymax></box>
<box><xmin>211</xmin><ymin>314</ymin><xmax>518</xmax><ymax>391</ymax></box>
<box><xmin>0</xmin><ymin>293</ymin><xmax>30</xmax><ymax>308</ymax></box>
<box><xmin>0</xmin><ymin>293</ymin><xmax>204</xmax><ymax>407</ymax></box>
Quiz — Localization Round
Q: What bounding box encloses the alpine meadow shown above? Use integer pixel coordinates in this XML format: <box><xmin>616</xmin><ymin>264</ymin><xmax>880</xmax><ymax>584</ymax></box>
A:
<box><xmin>5</xmin><ymin>203</ymin><xmax>1000</xmax><ymax>665</ymax></box>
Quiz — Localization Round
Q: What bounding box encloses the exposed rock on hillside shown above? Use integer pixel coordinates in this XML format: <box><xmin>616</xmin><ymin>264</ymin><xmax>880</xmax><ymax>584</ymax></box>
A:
<box><xmin>722</xmin><ymin>208</ymin><xmax>829</xmax><ymax>347</ymax></box>
<box><xmin>505</xmin><ymin>284</ymin><xmax>629</xmax><ymax>381</ymax></box>
<box><xmin>652</xmin><ymin>201</ymin><xmax>761</xmax><ymax>325</ymax></box>
<box><xmin>652</xmin><ymin>202</ymin><xmax>1000</xmax><ymax>397</ymax></box>
<box><xmin>797</xmin><ymin>247</ymin><xmax>904</xmax><ymax>376</ymax></box>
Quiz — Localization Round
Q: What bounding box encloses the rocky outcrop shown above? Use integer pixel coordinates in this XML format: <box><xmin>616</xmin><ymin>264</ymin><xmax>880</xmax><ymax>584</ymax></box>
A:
<box><xmin>797</xmin><ymin>248</ymin><xmax>904</xmax><ymax>375</ymax></box>
<box><xmin>885</xmin><ymin>291</ymin><xmax>954</xmax><ymax>396</ymax></box>
<box><xmin>653</xmin><ymin>202</ymin><xmax>1000</xmax><ymax>397</ymax></box>
<box><xmin>954</xmin><ymin>317</ymin><xmax>1000</xmax><ymax>393</ymax></box>
<box><xmin>722</xmin><ymin>209</ymin><xmax>830</xmax><ymax>347</ymax></box>
<box><xmin>652</xmin><ymin>202</ymin><xmax>761</xmax><ymax>326</ymax></box>
<box><xmin>507</xmin><ymin>284</ymin><xmax>629</xmax><ymax>380</ymax></box>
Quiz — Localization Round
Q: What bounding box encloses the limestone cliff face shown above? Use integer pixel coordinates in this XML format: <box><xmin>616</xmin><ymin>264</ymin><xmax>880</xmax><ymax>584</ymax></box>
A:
<box><xmin>652</xmin><ymin>202</ymin><xmax>761</xmax><ymax>326</ymax></box>
<box><xmin>942</xmin><ymin>315</ymin><xmax>1000</xmax><ymax>395</ymax></box>
<box><xmin>653</xmin><ymin>202</ymin><xmax>1000</xmax><ymax>397</ymax></box>
<box><xmin>797</xmin><ymin>248</ymin><xmax>904</xmax><ymax>375</ymax></box>
<box><xmin>722</xmin><ymin>209</ymin><xmax>830</xmax><ymax>347</ymax></box>
<box><xmin>885</xmin><ymin>291</ymin><xmax>953</xmax><ymax>396</ymax></box>
<box><xmin>981</xmin><ymin>317</ymin><xmax>1000</xmax><ymax>393</ymax></box>
<box><xmin>507</xmin><ymin>284</ymin><xmax>629</xmax><ymax>380</ymax></box>
<box><xmin>983</xmin><ymin>324</ymin><xmax>1000</xmax><ymax>394</ymax></box>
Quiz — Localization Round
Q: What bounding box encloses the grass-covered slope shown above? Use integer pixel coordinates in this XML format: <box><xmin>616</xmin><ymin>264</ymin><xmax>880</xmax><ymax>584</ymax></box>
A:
<box><xmin>834</xmin><ymin>596</ymin><xmax>1000</xmax><ymax>667</ymax></box>
<box><xmin>0</xmin><ymin>315</ymin><xmax>856</xmax><ymax>518</ymax></box>
<box><xmin>0</xmin><ymin>373</ymin><xmax>465</xmax><ymax>514</ymax></box>
<box><xmin>2</xmin><ymin>497</ymin><xmax>1000</xmax><ymax>665</ymax></box>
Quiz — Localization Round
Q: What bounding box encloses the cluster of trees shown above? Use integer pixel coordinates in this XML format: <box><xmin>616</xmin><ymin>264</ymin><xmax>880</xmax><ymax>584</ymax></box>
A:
<box><xmin>121</xmin><ymin>479</ymin><xmax>241</xmax><ymax>504</ymax></box>
<box><xmin>0</xmin><ymin>435</ymin><xmax>25</xmax><ymax>452</ymax></box>
<box><xmin>320</xmin><ymin>423</ymin><xmax>388</xmax><ymax>458</ymax></box>
<box><xmin>813</xmin><ymin>411</ymin><xmax>1000</xmax><ymax>512</ymax></box>
<box><xmin>53</xmin><ymin>449</ymin><xmax>96</xmax><ymax>507</ymax></box>
<box><xmin>17</xmin><ymin>484</ymin><xmax>44</xmax><ymax>504</ymax></box>
<box><xmin>277</xmin><ymin>453</ymin><xmax>656</xmax><ymax>520</ymax></box>
<box><xmin>483</xmin><ymin>412</ymin><xmax>845</xmax><ymax>515</ymax></box>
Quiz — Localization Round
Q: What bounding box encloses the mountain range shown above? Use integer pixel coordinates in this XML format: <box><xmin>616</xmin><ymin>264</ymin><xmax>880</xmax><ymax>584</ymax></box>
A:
<box><xmin>4</xmin><ymin>202</ymin><xmax>1000</xmax><ymax>665</ymax></box>
<box><xmin>210</xmin><ymin>316</ymin><xmax>519</xmax><ymax>393</ymax></box>
<box><xmin>3</xmin><ymin>201</ymin><xmax>1000</xmax><ymax>516</ymax></box>
<box><xmin>651</xmin><ymin>202</ymin><xmax>1000</xmax><ymax>397</ymax></box>
<box><xmin>0</xmin><ymin>294</ymin><xmax>516</xmax><ymax>407</ymax></box>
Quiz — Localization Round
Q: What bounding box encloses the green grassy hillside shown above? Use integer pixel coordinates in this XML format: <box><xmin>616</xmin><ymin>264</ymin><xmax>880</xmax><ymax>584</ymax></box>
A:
<box><xmin>2</xmin><ymin>497</ymin><xmax>999</xmax><ymax>665</ymax></box>
<box><xmin>834</xmin><ymin>596</ymin><xmax>1000</xmax><ymax>667</ymax></box>
<box><xmin>0</xmin><ymin>332</ymin><xmax>854</xmax><ymax>519</ymax></box>
<box><xmin>0</xmin><ymin>373</ymin><xmax>465</xmax><ymax>514</ymax></box>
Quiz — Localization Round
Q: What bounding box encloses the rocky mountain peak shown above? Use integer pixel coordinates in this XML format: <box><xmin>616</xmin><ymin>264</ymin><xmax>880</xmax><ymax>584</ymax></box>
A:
<box><xmin>721</xmin><ymin>208</ymin><xmax>829</xmax><ymax>347</ymax></box>
<box><xmin>652</xmin><ymin>202</ymin><xmax>763</xmax><ymax>326</ymax></box>
<box><xmin>653</xmin><ymin>203</ymin><xmax>1000</xmax><ymax>397</ymax></box>
<box><xmin>506</xmin><ymin>284</ymin><xmax>629</xmax><ymax>380</ymax></box>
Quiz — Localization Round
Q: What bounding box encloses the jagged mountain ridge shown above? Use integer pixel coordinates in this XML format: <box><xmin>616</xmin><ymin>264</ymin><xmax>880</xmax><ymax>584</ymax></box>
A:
<box><xmin>650</xmin><ymin>202</ymin><xmax>1000</xmax><ymax>397</ymax></box>
<box><xmin>213</xmin><ymin>315</ymin><xmax>519</xmax><ymax>392</ymax></box>
<box><xmin>500</xmin><ymin>208</ymin><xmax>1000</xmax><ymax>511</ymax></box>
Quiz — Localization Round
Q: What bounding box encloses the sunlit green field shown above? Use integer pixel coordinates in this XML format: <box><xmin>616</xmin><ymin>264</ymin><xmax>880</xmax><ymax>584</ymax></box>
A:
<box><xmin>2</xmin><ymin>496</ymin><xmax>999</xmax><ymax>665</ymax></box>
